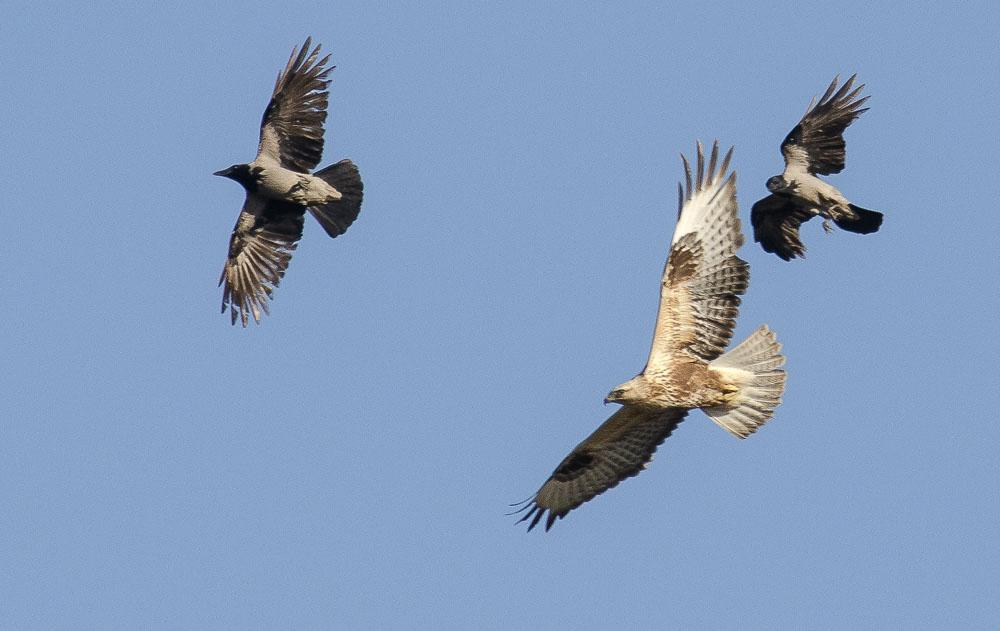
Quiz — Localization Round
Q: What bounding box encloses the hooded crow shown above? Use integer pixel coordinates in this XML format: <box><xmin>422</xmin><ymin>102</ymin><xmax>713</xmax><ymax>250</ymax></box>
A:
<box><xmin>214</xmin><ymin>37</ymin><xmax>363</xmax><ymax>326</ymax></box>
<box><xmin>751</xmin><ymin>75</ymin><xmax>882</xmax><ymax>260</ymax></box>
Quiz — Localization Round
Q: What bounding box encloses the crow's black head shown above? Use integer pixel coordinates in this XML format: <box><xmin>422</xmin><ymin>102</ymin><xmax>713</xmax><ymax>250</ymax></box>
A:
<box><xmin>765</xmin><ymin>175</ymin><xmax>788</xmax><ymax>192</ymax></box>
<box><xmin>213</xmin><ymin>164</ymin><xmax>257</xmax><ymax>191</ymax></box>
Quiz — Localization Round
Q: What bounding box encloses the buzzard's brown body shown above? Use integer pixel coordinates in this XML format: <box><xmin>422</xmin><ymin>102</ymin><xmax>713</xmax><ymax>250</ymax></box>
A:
<box><xmin>644</xmin><ymin>361</ymin><xmax>732</xmax><ymax>409</ymax></box>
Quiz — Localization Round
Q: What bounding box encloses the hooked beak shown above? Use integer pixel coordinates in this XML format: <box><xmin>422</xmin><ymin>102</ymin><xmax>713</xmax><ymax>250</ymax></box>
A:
<box><xmin>603</xmin><ymin>397</ymin><xmax>611</xmax><ymax>405</ymax></box>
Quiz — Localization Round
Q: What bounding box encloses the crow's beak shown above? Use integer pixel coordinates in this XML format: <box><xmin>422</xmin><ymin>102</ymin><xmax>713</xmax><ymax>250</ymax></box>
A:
<box><xmin>213</xmin><ymin>169</ymin><xmax>228</xmax><ymax>177</ymax></box>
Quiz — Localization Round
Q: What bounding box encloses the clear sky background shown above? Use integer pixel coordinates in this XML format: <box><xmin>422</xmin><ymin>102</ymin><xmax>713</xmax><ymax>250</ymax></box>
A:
<box><xmin>2</xmin><ymin>2</ymin><xmax>998</xmax><ymax>629</ymax></box>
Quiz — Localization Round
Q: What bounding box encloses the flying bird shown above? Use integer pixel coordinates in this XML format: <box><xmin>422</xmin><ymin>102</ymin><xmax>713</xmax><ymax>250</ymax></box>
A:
<box><xmin>214</xmin><ymin>37</ymin><xmax>363</xmax><ymax>326</ymax></box>
<box><xmin>513</xmin><ymin>142</ymin><xmax>787</xmax><ymax>531</ymax></box>
<box><xmin>751</xmin><ymin>74</ymin><xmax>882</xmax><ymax>260</ymax></box>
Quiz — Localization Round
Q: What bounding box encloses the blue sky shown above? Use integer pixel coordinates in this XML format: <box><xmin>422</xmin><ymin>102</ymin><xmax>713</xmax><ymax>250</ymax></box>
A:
<box><xmin>2</xmin><ymin>2</ymin><xmax>998</xmax><ymax>628</ymax></box>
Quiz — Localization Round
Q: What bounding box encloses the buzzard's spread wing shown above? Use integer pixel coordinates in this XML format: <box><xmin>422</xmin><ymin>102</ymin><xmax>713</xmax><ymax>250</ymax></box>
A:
<box><xmin>513</xmin><ymin>406</ymin><xmax>688</xmax><ymax>531</ymax></box>
<box><xmin>781</xmin><ymin>74</ymin><xmax>868</xmax><ymax>176</ymax></box>
<box><xmin>256</xmin><ymin>38</ymin><xmax>331</xmax><ymax>173</ymax></box>
<box><xmin>645</xmin><ymin>141</ymin><xmax>748</xmax><ymax>370</ymax></box>
<box><xmin>750</xmin><ymin>194</ymin><xmax>815</xmax><ymax>261</ymax></box>
<box><xmin>220</xmin><ymin>196</ymin><xmax>305</xmax><ymax>326</ymax></box>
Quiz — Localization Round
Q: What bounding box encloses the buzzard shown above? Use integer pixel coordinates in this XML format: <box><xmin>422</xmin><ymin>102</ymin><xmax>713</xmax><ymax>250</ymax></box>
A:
<box><xmin>751</xmin><ymin>74</ymin><xmax>883</xmax><ymax>260</ymax></box>
<box><xmin>214</xmin><ymin>38</ymin><xmax>363</xmax><ymax>326</ymax></box>
<box><xmin>514</xmin><ymin>142</ymin><xmax>787</xmax><ymax>531</ymax></box>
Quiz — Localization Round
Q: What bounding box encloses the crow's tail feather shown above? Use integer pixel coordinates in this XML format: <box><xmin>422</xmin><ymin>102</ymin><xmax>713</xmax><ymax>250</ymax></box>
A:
<box><xmin>835</xmin><ymin>204</ymin><xmax>883</xmax><ymax>235</ymax></box>
<box><xmin>309</xmin><ymin>159</ymin><xmax>364</xmax><ymax>238</ymax></box>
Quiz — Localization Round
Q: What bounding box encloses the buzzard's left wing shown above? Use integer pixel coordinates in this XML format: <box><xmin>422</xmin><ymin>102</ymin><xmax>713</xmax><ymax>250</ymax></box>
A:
<box><xmin>513</xmin><ymin>406</ymin><xmax>688</xmax><ymax>531</ymax></box>
<box><xmin>644</xmin><ymin>141</ymin><xmax>748</xmax><ymax>370</ymax></box>
<box><xmin>781</xmin><ymin>74</ymin><xmax>869</xmax><ymax>176</ymax></box>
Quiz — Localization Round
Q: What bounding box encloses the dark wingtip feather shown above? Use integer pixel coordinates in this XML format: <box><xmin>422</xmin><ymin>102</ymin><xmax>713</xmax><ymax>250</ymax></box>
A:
<box><xmin>510</xmin><ymin>496</ymin><xmax>557</xmax><ymax>532</ymax></box>
<box><xmin>695</xmin><ymin>140</ymin><xmax>705</xmax><ymax>191</ymax></box>
<box><xmin>545</xmin><ymin>511</ymin><xmax>557</xmax><ymax>531</ymax></box>
<box><xmin>517</xmin><ymin>505</ymin><xmax>545</xmax><ymax>531</ymax></box>
<box><xmin>720</xmin><ymin>145</ymin><xmax>733</xmax><ymax>179</ymax></box>
<box><xmin>831</xmin><ymin>75</ymin><xmax>855</xmax><ymax>102</ymax></box>
<box><xmin>506</xmin><ymin>496</ymin><xmax>535</xmax><ymax>515</ymax></box>
<box><xmin>680</xmin><ymin>153</ymin><xmax>692</xmax><ymax>201</ymax></box>
<box><xmin>706</xmin><ymin>139</ymin><xmax>718</xmax><ymax>182</ymax></box>
<box><xmin>817</xmin><ymin>74</ymin><xmax>840</xmax><ymax>105</ymax></box>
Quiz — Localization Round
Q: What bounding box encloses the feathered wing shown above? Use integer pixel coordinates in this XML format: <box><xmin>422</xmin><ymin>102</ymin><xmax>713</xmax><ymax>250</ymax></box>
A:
<box><xmin>781</xmin><ymin>74</ymin><xmax>869</xmax><ymax>175</ymax></box>
<box><xmin>645</xmin><ymin>141</ymin><xmax>748</xmax><ymax>370</ymax></box>
<box><xmin>256</xmin><ymin>37</ymin><xmax>332</xmax><ymax>173</ymax></box>
<box><xmin>220</xmin><ymin>197</ymin><xmax>306</xmax><ymax>327</ymax></box>
<box><xmin>750</xmin><ymin>193</ymin><xmax>815</xmax><ymax>261</ymax></box>
<box><xmin>513</xmin><ymin>406</ymin><xmax>688</xmax><ymax>531</ymax></box>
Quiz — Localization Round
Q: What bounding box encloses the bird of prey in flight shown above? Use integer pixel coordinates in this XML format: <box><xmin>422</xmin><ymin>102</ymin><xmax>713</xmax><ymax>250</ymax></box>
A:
<box><xmin>214</xmin><ymin>37</ymin><xmax>363</xmax><ymax>326</ymax></box>
<box><xmin>751</xmin><ymin>75</ymin><xmax>882</xmax><ymax>260</ymax></box>
<box><xmin>513</xmin><ymin>142</ymin><xmax>786</xmax><ymax>531</ymax></box>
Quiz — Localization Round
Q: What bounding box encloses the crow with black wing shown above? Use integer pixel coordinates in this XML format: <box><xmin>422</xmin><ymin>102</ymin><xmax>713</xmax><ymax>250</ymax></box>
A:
<box><xmin>751</xmin><ymin>75</ymin><xmax>882</xmax><ymax>260</ymax></box>
<box><xmin>214</xmin><ymin>38</ymin><xmax>363</xmax><ymax>326</ymax></box>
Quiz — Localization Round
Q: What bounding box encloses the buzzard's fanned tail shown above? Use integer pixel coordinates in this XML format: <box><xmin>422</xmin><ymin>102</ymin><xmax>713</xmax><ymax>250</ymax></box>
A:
<box><xmin>836</xmin><ymin>204</ymin><xmax>883</xmax><ymax>235</ymax></box>
<box><xmin>704</xmin><ymin>325</ymin><xmax>786</xmax><ymax>438</ymax></box>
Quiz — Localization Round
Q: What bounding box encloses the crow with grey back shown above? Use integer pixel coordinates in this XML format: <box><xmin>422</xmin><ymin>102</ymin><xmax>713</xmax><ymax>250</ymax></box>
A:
<box><xmin>751</xmin><ymin>75</ymin><xmax>882</xmax><ymax>260</ymax></box>
<box><xmin>214</xmin><ymin>37</ymin><xmax>363</xmax><ymax>326</ymax></box>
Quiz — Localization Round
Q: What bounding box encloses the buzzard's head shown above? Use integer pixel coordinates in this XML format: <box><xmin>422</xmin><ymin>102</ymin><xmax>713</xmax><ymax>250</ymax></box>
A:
<box><xmin>765</xmin><ymin>175</ymin><xmax>789</xmax><ymax>193</ymax></box>
<box><xmin>604</xmin><ymin>378</ymin><xmax>649</xmax><ymax>405</ymax></box>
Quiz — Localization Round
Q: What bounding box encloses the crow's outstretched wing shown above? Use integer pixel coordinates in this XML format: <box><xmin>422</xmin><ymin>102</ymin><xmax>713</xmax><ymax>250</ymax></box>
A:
<box><xmin>781</xmin><ymin>74</ymin><xmax>868</xmax><ymax>176</ymax></box>
<box><xmin>220</xmin><ymin>196</ymin><xmax>305</xmax><ymax>326</ymax></box>
<box><xmin>750</xmin><ymin>194</ymin><xmax>815</xmax><ymax>261</ymax></box>
<box><xmin>256</xmin><ymin>37</ymin><xmax>331</xmax><ymax>173</ymax></box>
